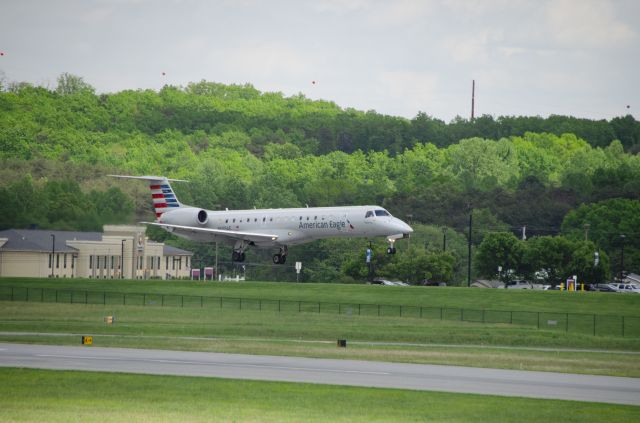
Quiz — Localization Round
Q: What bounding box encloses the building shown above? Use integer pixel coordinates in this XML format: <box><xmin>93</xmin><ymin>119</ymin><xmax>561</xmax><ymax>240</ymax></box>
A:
<box><xmin>0</xmin><ymin>225</ymin><xmax>192</xmax><ymax>279</ymax></box>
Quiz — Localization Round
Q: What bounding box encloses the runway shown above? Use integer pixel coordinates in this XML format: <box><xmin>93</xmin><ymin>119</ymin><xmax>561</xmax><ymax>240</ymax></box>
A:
<box><xmin>1</xmin><ymin>342</ymin><xmax>639</xmax><ymax>405</ymax></box>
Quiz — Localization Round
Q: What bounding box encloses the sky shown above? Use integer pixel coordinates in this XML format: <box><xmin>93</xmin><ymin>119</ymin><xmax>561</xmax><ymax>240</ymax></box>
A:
<box><xmin>1</xmin><ymin>0</ymin><xmax>638</xmax><ymax>121</ymax></box>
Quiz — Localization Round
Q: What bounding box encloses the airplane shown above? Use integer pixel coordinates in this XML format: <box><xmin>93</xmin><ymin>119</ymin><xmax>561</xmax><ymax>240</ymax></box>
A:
<box><xmin>111</xmin><ymin>175</ymin><xmax>413</xmax><ymax>264</ymax></box>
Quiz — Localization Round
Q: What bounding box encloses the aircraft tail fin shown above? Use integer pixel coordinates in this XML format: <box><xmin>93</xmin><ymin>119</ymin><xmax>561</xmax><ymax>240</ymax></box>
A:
<box><xmin>109</xmin><ymin>175</ymin><xmax>188</xmax><ymax>219</ymax></box>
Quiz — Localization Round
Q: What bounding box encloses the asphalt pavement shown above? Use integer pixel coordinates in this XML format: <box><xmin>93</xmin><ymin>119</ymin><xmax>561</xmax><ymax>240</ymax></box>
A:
<box><xmin>1</xmin><ymin>342</ymin><xmax>639</xmax><ymax>405</ymax></box>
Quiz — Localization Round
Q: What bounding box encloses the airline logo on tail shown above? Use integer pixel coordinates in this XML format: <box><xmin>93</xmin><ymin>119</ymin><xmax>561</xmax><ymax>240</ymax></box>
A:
<box><xmin>108</xmin><ymin>175</ymin><xmax>187</xmax><ymax>219</ymax></box>
<box><xmin>150</xmin><ymin>182</ymin><xmax>181</xmax><ymax>218</ymax></box>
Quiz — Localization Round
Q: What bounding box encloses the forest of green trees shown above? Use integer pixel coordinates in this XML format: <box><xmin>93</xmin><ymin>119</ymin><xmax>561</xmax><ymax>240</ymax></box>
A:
<box><xmin>1</xmin><ymin>74</ymin><xmax>638</xmax><ymax>284</ymax></box>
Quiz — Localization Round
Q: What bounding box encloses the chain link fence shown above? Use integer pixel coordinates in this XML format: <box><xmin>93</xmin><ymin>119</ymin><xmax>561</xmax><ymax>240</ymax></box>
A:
<box><xmin>1</xmin><ymin>285</ymin><xmax>638</xmax><ymax>338</ymax></box>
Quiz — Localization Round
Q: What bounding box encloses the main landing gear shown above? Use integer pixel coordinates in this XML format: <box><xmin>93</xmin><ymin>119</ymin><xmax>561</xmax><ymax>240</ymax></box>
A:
<box><xmin>272</xmin><ymin>246</ymin><xmax>288</xmax><ymax>265</ymax></box>
<box><xmin>232</xmin><ymin>240</ymin><xmax>248</xmax><ymax>262</ymax></box>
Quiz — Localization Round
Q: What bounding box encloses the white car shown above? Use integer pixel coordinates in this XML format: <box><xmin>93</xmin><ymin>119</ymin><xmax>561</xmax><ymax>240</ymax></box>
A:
<box><xmin>505</xmin><ymin>280</ymin><xmax>533</xmax><ymax>289</ymax></box>
<box><xmin>609</xmin><ymin>283</ymin><xmax>640</xmax><ymax>293</ymax></box>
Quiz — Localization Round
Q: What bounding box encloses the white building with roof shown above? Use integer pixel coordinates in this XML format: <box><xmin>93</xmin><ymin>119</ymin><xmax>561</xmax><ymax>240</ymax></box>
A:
<box><xmin>0</xmin><ymin>225</ymin><xmax>192</xmax><ymax>279</ymax></box>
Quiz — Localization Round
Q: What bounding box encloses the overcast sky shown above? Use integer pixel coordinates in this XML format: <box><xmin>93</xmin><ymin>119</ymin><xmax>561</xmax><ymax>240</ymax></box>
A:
<box><xmin>1</xmin><ymin>0</ymin><xmax>638</xmax><ymax>121</ymax></box>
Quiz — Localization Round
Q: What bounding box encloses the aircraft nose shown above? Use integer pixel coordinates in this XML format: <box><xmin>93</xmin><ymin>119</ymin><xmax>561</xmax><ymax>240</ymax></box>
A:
<box><xmin>395</xmin><ymin>218</ymin><xmax>413</xmax><ymax>235</ymax></box>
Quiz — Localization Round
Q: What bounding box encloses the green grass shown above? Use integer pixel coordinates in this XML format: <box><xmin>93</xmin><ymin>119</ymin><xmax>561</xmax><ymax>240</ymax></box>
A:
<box><xmin>2</xmin><ymin>301</ymin><xmax>640</xmax><ymax>377</ymax></box>
<box><xmin>2</xmin><ymin>277</ymin><xmax>640</xmax><ymax>316</ymax></box>
<box><xmin>2</xmin><ymin>277</ymin><xmax>640</xmax><ymax>377</ymax></box>
<box><xmin>1</xmin><ymin>368</ymin><xmax>638</xmax><ymax>423</ymax></box>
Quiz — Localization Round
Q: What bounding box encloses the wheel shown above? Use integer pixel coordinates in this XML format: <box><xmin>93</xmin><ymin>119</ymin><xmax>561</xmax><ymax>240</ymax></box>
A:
<box><xmin>280</xmin><ymin>255</ymin><xmax>286</xmax><ymax>264</ymax></box>
<box><xmin>391</xmin><ymin>247</ymin><xmax>396</xmax><ymax>254</ymax></box>
<box><xmin>272</xmin><ymin>254</ymin><xmax>281</xmax><ymax>264</ymax></box>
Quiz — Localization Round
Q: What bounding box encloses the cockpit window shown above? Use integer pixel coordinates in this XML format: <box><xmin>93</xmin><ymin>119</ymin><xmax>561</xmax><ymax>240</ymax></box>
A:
<box><xmin>365</xmin><ymin>211</ymin><xmax>374</xmax><ymax>218</ymax></box>
<box><xmin>375</xmin><ymin>210</ymin><xmax>390</xmax><ymax>217</ymax></box>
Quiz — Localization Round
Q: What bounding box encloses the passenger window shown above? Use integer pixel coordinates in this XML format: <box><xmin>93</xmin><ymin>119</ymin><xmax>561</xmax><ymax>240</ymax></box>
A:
<box><xmin>306</xmin><ymin>216</ymin><xmax>310</xmax><ymax>220</ymax></box>
<box><xmin>232</xmin><ymin>218</ymin><xmax>236</xmax><ymax>223</ymax></box>
<box><xmin>299</xmin><ymin>216</ymin><xmax>302</xmax><ymax>220</ymax></box>
<box><xmin>314</xmin><ymin>216</ymin><xmax>317</xmax><ymax>220</ymax></box>
<box><xmin>263</xmin><ymin>217</ymin><xmax>266</xmax><ymax>222</ymax></box>
<box><xmin>225</xmin><ymin>219</ymin><xmax>228</xmax><ymax>223</ymax></box>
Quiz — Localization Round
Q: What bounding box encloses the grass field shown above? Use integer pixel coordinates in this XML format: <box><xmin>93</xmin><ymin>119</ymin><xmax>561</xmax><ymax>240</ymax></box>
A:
<box><xmin>1</xmin><ymin>289</ymin><xmax>640</xmax><ymax>376</ymax></box>
<box><xmin>1</xmin><ymin>368</ymin><xmax>638</xmax><ymax>423</ymax></box>
<box><xmin>3</xmin><ymin>277</ymin><xmax>640</xmax><ymax>316</ymax></box>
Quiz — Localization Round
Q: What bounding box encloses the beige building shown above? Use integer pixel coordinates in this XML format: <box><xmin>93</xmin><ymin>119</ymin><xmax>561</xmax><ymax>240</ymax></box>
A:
<box><xmin>0</xmin><ymin>225</ymin><xmax>192</xmax><ymax>279</ymax></box>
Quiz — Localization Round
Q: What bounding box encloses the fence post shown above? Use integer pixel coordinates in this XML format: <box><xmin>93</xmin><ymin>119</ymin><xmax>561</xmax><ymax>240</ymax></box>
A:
<box><xmin>123</xmin><ymin>294</ymin><xmax>126</xmax><ymax>305</ymax></box>
<box><xmin>41</xmin><ymin>288</ymin><xmax>44</xmax><ymax>303</ymax></box>
<box><xmin>143</xmin><ymin>293</ymin><xmax>146</xmax><ymax>306</ymax></box>
<box><xmin>181</xmin><ymin>295</ymin><xmax>184</xmax><ymax>308</ymax></box>
<box><xmin>565</xmin><ymin>313</ymin><xmax>568</xmax><ymax>332</ymax></box>
<box><xmin>440</xmin><ymin>307</ymin><xmax>443</xmax><ymax>320</ymax></box>
<box><xmin>378</xmin><ymin>304</ymin><xmax>380</xmax><ymax>316</ymax></box>
<box><xmin>622</xmin><ymin>316</ymin><xmax>625</xmax><ymax>338</ymax></box>
<box><xmin>510</xmin><ymin>311</ymin><xmax>513</xmax><ymax>325</ymax></box>
<box><xmin>400</xmin><ymin>305</ymin><xmax>402</xmax><ymax>317</ymax></box>
<box><xmin>339</xmin><ymin>303</ymin><xmax>341</xmax><ymax>314</ymax></box>
<box><xmin>259</xmin><ymin>299</ymin><xmax>261</xmax><ymax>311</ymax></box>
<box><xmin>26</xmin><ymin>288</ymin><xmax>29</xmax><ymax>302</ymax></box>
<box><xmin>460</xmin><ymin>308</ymin><xmax>463</xmax><ymax>321</ymax></box>
<box><xmin>593</xmin><ymin>314</ymin><xmax>596</xmax><ymax>336</ymax></box>
<box><xmin>278</xmin><ymin>299</ymin><xmax>281</xmax><ymax>312</ymax></box>
<box><xmin>162</xmin><ymin>294</ymin><xmax>164</xmax><ymax>307</ymax></box>
<box><xmin>482</xmin><ymin>309</ymin><xmax>485</xmax><ymax>324</ymax></box>
<box><xmin>11</xmin><ymin>287</ymin><xmax>14</xmax><ymax>301</ymax></box>
<box><xmin>55</xmin><ymin>290</ymin><xmax>57</xmax><ymax>303</ymax></box>
<box><xmin>85</xmin><ymin>290</ymin><xmax>88</xmax><ymax>304</ymax></box>
<box><xmin>220</xmin><ymin>297</ymin><xmax>223</xmax><ymax>309</ymax></box>
<box><xmin>201</xmin><ymin>296</ymin><xmax>203</xmax><ymax>308</ymax></box>
<box><xmin>299</xmin><ymin>301</ymin><xmax>301</xmax><ymax>312</ymax></box>
<box><xmin>537</xmin><ymin>312</ymin><xmax>540</xmax><ymax>329</ymax></box>
<box><xmin>103</xmin><ymin>291</ymin><xmax>106</xmax><ymax>305</ymax></box>
<box><xmin>420</xmin><ymin>306</ymin><xmax>423</xmax><ymax>318</ymax></box>
<box><xmin>358</xmin><ymin>303</ymin><xmax>361</xmax><ymax>315</ymax></box>
<box><xmin>318</xmin><ymin>302</ymin><xmax>320</xmax><ymax>313</ymax></box>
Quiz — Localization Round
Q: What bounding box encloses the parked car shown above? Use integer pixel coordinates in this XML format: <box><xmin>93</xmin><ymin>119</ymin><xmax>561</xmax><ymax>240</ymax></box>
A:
<box><xmin>588</xmin><ymin>284</ymin><xmax>616</xmax><ymax>292</ymax></box>
<box><xmin>504</xmin><ymin>280</ymin><xmax>533</xmax><ymax>289</ymax></box>
<box><xmin>609</xmin><ymin>283</ymin><xmax>640</xmax><ymax>293</ymax></box>
<box><xmin>419</xmin><ymin>279</ymin><xmax>447</xmax><ymax>287</ymax></box>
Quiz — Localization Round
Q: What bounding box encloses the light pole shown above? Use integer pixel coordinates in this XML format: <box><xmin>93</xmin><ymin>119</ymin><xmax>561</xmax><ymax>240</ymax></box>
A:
<box><xmin>121</xmin><ymin>239</ymin><xmax>126</xmax><ymax>279</ymax></box>
<box><xmin>467</xmin><ymin>204</ymin><xmax>473</xmax><ymax>287</ymax></box>
<box><xmin>442</xmin><ymin>227</ymin><xmax>447</xmax><ymax>252</ymax></box>
<box><xmin>619</xmin><ymin>234</ymin><xmax>626</xmax><ymax>282</ymax></box>
<box><xmin>50</xmin><ymin>234</ymin><xmax>55</xmax><ymax>278</ymax></box>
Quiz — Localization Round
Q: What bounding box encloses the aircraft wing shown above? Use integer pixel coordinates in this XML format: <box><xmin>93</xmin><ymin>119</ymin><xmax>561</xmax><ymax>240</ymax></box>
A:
<box><xmin>143</xmin><ymin>222</ymin><xmax>279</xmax><ymax>243</ymax></box>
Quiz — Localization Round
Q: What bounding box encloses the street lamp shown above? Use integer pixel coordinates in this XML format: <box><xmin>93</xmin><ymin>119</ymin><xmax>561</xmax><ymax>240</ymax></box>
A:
<box><xmin>442</xmin><ymin>227</ymin><xmax>447</xmax><ymax>252</ymax></box>
<box><xmin>121</xmin><ymin>239</ymin><xmax>126</xmax><ymax>279</ymax></box>
<box><xmin>619</xmin><ymin>234</ymin><xmax>626</xmax><ymax>282</ymax></box>
<box><xmin>50</xmin><ymin>234</ymin><xmax>55</xmax><ymax>278</ymax></box>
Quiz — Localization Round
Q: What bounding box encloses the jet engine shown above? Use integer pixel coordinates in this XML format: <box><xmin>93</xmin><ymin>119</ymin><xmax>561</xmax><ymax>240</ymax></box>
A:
<box><xmin>197</xmin><ymin>209</ymin><xmax>208</xmax><ymax>225</ymax></box>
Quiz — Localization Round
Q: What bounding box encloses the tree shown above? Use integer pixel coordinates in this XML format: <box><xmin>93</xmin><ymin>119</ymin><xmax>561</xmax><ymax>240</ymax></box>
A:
<box><xmin>55</xmin><ymin>73</ymin><xmax>95</xmax><ymax>95</ymax></box>
<box><xmin>475</xmin><ymin>232</ymin><xmax>524</xmax><ymax>282</ymax></box>
<box><xmin>521</xmin><ymin>236</ymin><xmax>575</xmax><ymax>285</ymax></box>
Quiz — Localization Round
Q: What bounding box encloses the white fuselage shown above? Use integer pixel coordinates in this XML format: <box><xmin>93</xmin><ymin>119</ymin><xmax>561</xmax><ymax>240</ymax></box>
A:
<box><xmin>160</xmin><ymin>205</ymin><xmax>412</xmax><ymax>247</ymax></box>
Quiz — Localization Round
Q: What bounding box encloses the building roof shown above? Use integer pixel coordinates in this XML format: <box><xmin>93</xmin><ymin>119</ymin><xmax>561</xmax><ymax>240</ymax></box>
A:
<box><xmin>163</xmin><ymin>245</ymin><xmax>193</xmax><ymax>256</ymax></box>
<box><xmin>0</xmin><ymin>228</ymin><xmax>192</xmax><ymax>256</ymax></box>
<box><xmin>0</xmin><ymin>229</ymin><xmax>101</xmax><ymax>252</ymax></box>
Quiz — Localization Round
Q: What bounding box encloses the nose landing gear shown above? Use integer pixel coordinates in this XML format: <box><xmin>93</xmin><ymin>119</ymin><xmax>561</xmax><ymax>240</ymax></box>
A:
<box><xmin>386</xmin><ymin>238</ymin><xmax>397</xmax><ymax>255</ymax></box>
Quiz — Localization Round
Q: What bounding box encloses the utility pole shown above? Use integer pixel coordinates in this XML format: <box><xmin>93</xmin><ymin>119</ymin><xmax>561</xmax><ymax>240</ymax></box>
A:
<box><xmin>467</xmin><ymin>205</ymin><xmax>473</xmax><ymax>287</ymax></box>
<box><xmin>50</xmin><ymin>234</ymin><xmax>55</xmax><ymax>278</ymax></box>
<box><xmin>583</xmin><ymin>223</ymin><xmax>590</xmax><ymax>241</ymax></box>
<box><xmin>471</xmin><ymin>80</ymin><xmax>475</xmax><ymax>121</ymax></box>
<box><xmin>442</xmin><ymin>227</ymin><xmax>447</xmax><ymax>252</ymax></box>
<box><xmin>620</xmin><ymin>234</ymin><xmax>626</xmax><ymax>282</ymax></box>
